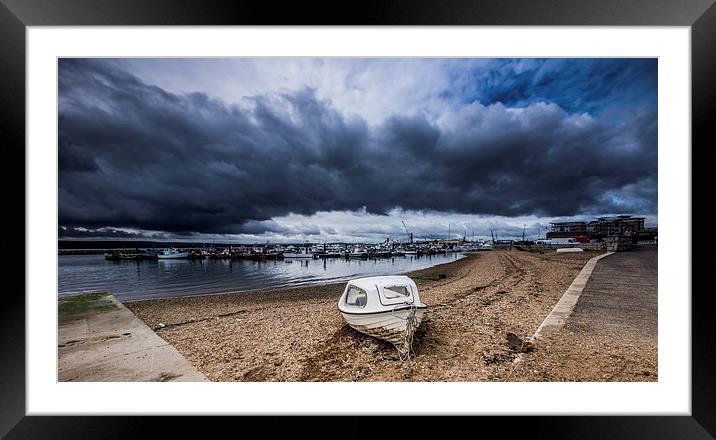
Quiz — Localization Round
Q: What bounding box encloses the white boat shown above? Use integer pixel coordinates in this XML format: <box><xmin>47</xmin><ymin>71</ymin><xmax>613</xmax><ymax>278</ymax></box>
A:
<box><xmin>157</xmin><ymin>248</ymin><xmax>189</xmax><ymax>259</ymax></box>
<box><xmin>282</xmin><ymin>248</ymin><xmax>313</xmax><ymax>258</ymax></box>
<box><xmin>337</xmin><ymin>275</ymin><xmax>427</xmax><ymax>359</ymax></box>
<box><xmin>349</xmin><ymin>246</ymin><xmax>368</xmax><ymax>258</ymax></box>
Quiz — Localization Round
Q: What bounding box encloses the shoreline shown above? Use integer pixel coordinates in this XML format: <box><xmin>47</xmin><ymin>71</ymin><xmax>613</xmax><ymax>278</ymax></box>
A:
<box><xmin>125</xmin><ymin>252</ymin><xmax>475</xmax><ymax>306</ymax></box>
<box><xmin>119</xmin><ymin>253</ymin><xmax>470</xmax><ymax>304</ymax></box>
<box><xmin>125</xmin><ymin>249</ymin><xmax>650</xmax><ymax>382</ymax></box>
<box><xmin>62</xmin><ymin>253</ymin><xmax>467</xmax><ymax>304</ymax></box>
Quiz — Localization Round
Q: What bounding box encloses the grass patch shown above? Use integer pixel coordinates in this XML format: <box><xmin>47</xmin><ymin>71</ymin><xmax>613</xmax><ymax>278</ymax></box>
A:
<box><xmin>61</xmin><ymin>291</ymin><xmax>110</xmax><ymax>303</ymax></box>
<box><xmin>59</xmin><ymin>291</ymin><xmax>118</xmax><ymax>318</ymax></box>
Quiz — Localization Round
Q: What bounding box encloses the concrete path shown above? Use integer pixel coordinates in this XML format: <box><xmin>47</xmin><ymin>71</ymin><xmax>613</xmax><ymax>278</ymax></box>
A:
<box><xmin>567</xmin><ymin>244</ymin><xmax>658</xmax><ymax>342</ymax></box>
<box><xmin>528</xmin><ymin>251</ymin><xmax>614</xmax><ymax>344</ymax></box>
<box><xmin>59</xmin><ymin>293</ymin><xmax>208</xmax><ymax>382</ymax></box>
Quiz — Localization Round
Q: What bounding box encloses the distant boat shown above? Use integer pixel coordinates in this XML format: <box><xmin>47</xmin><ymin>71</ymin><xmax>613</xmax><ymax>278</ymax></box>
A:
<box><xmin>104</xmin><ymin>250</ymin><xmax>156</xmax><ymax>260</ymax></box>
<box><xmin>316</xmin><ymin>252</ymin><xmax>342</xmax><ymax>258</ymax></box>
<box><xmin>391</xmin><ymin>247</ymin><xmax>406</xmax><ymax>256</ymax></box>
<box><xmin>157</xmin><ymin>248</ymin><xmax>189</xmax><ymax>259</ymax></box>
<box><xmin>282</xmin><ymin>248</ymin><xmax>312</xmax><ymax>258</ymax></box>
<box><xmin>349</xmin><ymin>247</ymin><xmax>368</xmax><ymax>258</ymax></box>
<box><xmin>337</xmin><ymin>275</ymin><xmax>426</xmax><ymax>360</ymax></box>
<box><xmin>104</xmin><ymin>251</ymin><xmax>135</xmax><ymax>261</ymax></box>
<box><xmin>144</xmin><ymin>248</ymin><xmax>160</xmax><ymax>257</ymax></box>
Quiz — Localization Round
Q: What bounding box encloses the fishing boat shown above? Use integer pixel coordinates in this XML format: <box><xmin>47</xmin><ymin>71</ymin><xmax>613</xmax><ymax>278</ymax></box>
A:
<box><xmin>374</xmin><ymin>245</ymin><xmax>393</xmax><ymax>258</ymax></box>
<box><xmin>349</xmin><ymin>246</ymin><xmax>368</xmax><ymax>258</ymax></box>
<box><xmin>157</xmin><ymin>248</ymin><xmax>189</xmax><ymax>259</ymax></box>
<box><xmin>337</xmin><ymin>275</ymin><xmax>427</xmax><ymax>360</ymax></box>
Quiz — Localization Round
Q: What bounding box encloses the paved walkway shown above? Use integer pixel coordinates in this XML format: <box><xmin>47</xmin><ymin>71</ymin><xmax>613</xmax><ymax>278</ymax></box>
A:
<box><xmin>59</xmin><ymin>293</ymin><xmax>208</xmax><ymax>382</ymax></box>
<box><xmin>568</xmin><ymin>245</ymin><xmax>657</xmax><ymax>341</ymax></box>
<box><xmin>512</xmin><ymin>245</ymin><xmax>658</xmax><ymax>381</ymax></box>
<box><xmin>527</xmin><ymin>251</ymin><xmax>614</xmax><ymax>344</ymax></box>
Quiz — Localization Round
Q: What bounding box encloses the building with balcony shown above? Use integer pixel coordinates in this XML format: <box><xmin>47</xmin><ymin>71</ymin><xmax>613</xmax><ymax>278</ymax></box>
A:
<box><xmin>547</xmin><ymin>215</ymin><xmax>647</xmax><ymax>239</ymax></box>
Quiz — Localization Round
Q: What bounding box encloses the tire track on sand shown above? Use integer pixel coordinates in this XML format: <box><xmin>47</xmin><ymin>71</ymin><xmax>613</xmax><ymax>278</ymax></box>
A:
<box><xmin>298</xmin><ymin>252</ymin><xmax>533</xmax><ymax>381</ymax></box>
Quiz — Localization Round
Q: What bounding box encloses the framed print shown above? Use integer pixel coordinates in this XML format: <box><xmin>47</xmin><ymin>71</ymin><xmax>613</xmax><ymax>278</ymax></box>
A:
<box><xmin>2</xmin><ymin>0</ymin><xmax>712</xmax><ymax>437</ymax></box>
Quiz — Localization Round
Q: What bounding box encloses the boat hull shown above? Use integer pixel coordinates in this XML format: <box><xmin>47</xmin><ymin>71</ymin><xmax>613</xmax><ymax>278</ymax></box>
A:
<box><xmin>341</xmin><ymin>307</ymin><xmax>426</xmax><ymax>348</ymax></box>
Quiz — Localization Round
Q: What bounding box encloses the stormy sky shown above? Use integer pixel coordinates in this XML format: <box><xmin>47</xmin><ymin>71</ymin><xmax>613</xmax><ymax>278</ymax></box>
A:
<box><xmin>58</xmin><ymin>58</ymin><xmax>657</xmax><ymax>242</ymax></box>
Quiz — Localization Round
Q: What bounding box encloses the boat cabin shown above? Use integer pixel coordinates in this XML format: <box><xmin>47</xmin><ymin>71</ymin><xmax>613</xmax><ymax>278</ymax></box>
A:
<box><xmin>337</xmin><ymin>276</ymin><xmax>426</xmax><ymax>314</ymax></box>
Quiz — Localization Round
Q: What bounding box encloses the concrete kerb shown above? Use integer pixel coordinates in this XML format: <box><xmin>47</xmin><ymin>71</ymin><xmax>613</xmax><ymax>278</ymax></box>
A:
<box><xmin>513</xmin><ymin>251</ymin><xmax>615</xmax><ymax>364</ymax></box>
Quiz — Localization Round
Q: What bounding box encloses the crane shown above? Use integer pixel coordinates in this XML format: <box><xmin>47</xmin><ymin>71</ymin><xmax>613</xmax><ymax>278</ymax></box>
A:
<box><xmin>402</xmin><ymin>221</ymin><xmax>413</xmax><ymax>243</ymax></box>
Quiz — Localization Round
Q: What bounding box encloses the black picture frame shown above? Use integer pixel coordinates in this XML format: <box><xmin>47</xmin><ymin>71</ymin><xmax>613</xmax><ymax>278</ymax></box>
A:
<box><xmin>2</xmin><ymin>0</ymin><xmax>711</xmax><ymax>437</ymax></box>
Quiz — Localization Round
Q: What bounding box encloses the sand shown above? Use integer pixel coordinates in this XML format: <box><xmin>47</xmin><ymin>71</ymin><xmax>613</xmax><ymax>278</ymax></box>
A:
<box><xmin>126</xmin><ymin>249</ymin><xmax>651</xmax><ymax>382</ymax></box>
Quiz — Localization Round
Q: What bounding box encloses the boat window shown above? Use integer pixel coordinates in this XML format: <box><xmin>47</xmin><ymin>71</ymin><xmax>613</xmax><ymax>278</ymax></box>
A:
<box><xmin>345</xmin><ymin>286</ymin><xmax>367</xmax><ymax>307</ymax></box>
<box><xmin>383</xmin><ymin>285</ymin><xmax>410</xmax><ymax>299</ymax></box>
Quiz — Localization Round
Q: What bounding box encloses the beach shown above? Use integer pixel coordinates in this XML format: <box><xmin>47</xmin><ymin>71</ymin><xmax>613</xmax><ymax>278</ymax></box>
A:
<box><xmin>125</xmin><ymin>248</ymin><xmax>657</xmax><ymax>382</ymax></box>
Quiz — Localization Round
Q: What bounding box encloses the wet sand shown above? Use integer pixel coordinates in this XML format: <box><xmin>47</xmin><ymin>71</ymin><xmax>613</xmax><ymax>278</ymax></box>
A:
<box><xmin>126</xmin><ymin>249</ymin><xmax>623</xmax><ymax>381</ymax></box>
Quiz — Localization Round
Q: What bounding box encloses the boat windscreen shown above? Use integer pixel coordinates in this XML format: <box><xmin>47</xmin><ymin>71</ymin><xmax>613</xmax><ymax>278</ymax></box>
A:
<box><xmin>383</xmin><ymin>285</ymin><xmax>410</xmax><ymax>299</ymax></box>
<box><xmin>346</xmin><ymin>285</ymin><xmax>367</xmax><ymax>307</ymax></box>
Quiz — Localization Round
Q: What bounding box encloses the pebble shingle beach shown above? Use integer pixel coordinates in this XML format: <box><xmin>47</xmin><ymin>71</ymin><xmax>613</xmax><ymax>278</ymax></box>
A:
<box><xmin>127</xmin><ymin>249</ymin><xmax>657</xmax><ymax>382</ymax></box>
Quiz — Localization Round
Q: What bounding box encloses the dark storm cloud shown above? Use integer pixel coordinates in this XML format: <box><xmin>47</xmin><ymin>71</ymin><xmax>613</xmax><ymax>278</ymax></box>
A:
<box><xmin>59</xmin><ymin>59</ymin><xmax>657</xmax><ymax>236</ymax></box>
<box><xmin>59</xmin><ymin>226</ymin><xmax>168</xmax><ymax>240</ymax></box>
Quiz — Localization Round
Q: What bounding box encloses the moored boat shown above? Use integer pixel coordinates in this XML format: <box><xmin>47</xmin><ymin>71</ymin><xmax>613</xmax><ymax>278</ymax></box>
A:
<box><xmin>157</xmin><ymin>248</ymin><xmax>190</xmax><ymax>259</ymax></box>
<box><xmin>337</xmin><ymin>275</ymin><xmax>426</xmax><ymax>360</ymax></box>
<box><xmin>349</xmin><ymin>246</ymin><xmax>368</xmax><ymax>258</ymax></box>
<box><xmin>282</xmin><ymin>247</ymin><xmax>313</xmax><ymax>258</ymax></box>
<box><xmin>316</xmin><ymin>252</ymin><xmax>342</xmax><ymax>258</ymax></box>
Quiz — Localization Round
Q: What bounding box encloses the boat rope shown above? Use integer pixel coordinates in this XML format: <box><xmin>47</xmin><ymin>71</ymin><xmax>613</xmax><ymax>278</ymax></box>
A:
<box><xmin>393</xmin><ymin>303</ymin><xmax>419</xmax><ymax>362</ymax></box>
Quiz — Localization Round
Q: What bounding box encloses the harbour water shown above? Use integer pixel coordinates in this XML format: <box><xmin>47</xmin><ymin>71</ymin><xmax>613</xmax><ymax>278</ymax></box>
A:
<box><xmin>58</xmin><ymin>253</ymin><xmax>465</xmax><ymax>301</ymax></box>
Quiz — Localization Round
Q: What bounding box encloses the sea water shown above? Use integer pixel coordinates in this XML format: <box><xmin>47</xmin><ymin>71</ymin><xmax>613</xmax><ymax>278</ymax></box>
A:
<box><xmin>58</xmin><ymin>253</ymin><xmax>464</xmax><ymax>301</ymax></box>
